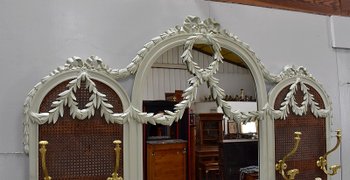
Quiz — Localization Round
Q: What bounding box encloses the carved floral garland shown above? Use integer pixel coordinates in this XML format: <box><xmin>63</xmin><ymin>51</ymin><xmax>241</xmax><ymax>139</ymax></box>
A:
<box><xmin>30</xmin><ymin>72</ymin><xmax>127</xmax><ymax>125</ymax></box>
<box><xmin>271</xmin><ymin>78</ymin><xmax>330</xmax><ymax>120</ymax></box>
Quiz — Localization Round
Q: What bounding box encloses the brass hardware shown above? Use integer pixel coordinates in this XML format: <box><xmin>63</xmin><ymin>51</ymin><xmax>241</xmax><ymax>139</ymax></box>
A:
<box><xmin>316</xmin><ymin>130</ymin><xmax>341</xmax><ymax>176</ymax></box>
<box><xmin>276</xmin><ymin>132</ymin><xmax>302</xmax><ymax>180</ymax></box>
<box><xmin>39</xmin><ymin>140</ymin><xmax>52</xmax><ymax>180</ymax></box>
<box><xmin>107</xmin><ymin>140</ymin><xmax>123</xmax><ymax>180</ymax></box>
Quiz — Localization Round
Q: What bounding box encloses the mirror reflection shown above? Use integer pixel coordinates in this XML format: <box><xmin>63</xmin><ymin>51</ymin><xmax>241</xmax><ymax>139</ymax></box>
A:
<box><xmin>142</xmin><ymin>44</ymin><xmax>259</xmax><ymax>180</ymax></box>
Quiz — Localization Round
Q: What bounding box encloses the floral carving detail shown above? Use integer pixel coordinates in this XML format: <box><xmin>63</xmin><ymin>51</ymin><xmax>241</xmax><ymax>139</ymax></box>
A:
<box><xmin>272</xmin><ymin>78</ymin><xmax>330</xmax><ymax>120</ymax></box>
<box><xmin>263</xmin><ymin>65</ymin><xmax>313</xmax><ymax>83</ymax></box>
<box><xmin>23</xmin><ymin>56</ymin><xmax>129</xmax><ymax>153</ymax></box>
<box><xmin>30</xmin><ymin>72</ymin><xmax>128</xmax><ymax>124</ymax></box>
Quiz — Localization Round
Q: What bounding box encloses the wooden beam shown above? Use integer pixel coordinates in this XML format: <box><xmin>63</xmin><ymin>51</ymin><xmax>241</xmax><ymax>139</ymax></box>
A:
<box><xmin>340</xmin><ymin>0</ymin><xmax>350</xmax><ymax>16</ymax></box>
<box><xmin>210</xmin><ymin>0</ymin><xmax>344</xmax><ymax>16</ymax></box>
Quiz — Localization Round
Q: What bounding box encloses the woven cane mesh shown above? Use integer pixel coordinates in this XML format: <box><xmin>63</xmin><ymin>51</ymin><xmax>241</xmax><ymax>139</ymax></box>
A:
<box><xmin>38</xmin><ymin>79</ymin><xmax>123</xmax><ymax>180</ymax></box>
<box><xmin>274</xmin><ymin>84</ymin><xmax>326</xmax><ymax>180</ymax></box>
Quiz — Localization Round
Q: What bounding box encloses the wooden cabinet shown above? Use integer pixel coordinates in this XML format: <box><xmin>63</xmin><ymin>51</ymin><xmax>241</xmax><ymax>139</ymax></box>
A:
<box><xmin>143</xmin><ymin>100</ymin><xmax>191</xmax><ymax>180</ymax></box>
<box><xmin>198</xmin><ymin>113</ymin><xmax>223</xmax><ymax>145</ymax></box>
<box><xmin>195</xmin><ymin>113</ymin><xmax>223</xmax><ymax>180</ymax></box>
<box><xmin>147</xmin><ymin>140</ymin><xmax>187</xmax><ymax>180</ymax></box>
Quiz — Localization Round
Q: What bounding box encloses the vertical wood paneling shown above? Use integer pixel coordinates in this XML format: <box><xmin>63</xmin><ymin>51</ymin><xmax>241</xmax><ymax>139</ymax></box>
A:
<box><xmin>143</xmin><ymin>46</ymin><xmax>256</xmax><ymax>100</ymax></box>
<box><xmin>158</xmin><ymin>68</ymin><xmax>165</xmax><ymax>100</ymax></box>
<box><xmin>162</xmin><ymin>51</ymin><xmax>168</xmax><ymax>64</ymax></box>
<box><xmin>169</xmin><ymin>69</ymin><xmax>175</xmax><ymax>91</ymax></box>
<box><xmin>153</xmin><ymin>69</ymin><xmax>160</xmax><ymax>100</ymax></box>
<box><xmin>168</xmin><ymin>48</ymin><xmax>173</xmax><ymax>65</ymax></box>
<box><xmin>174</xmin><ymin>69</ymin><xmax>181</xmax><ymax>90</ymax></box>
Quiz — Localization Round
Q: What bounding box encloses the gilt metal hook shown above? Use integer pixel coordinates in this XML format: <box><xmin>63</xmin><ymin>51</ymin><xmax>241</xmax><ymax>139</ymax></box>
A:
<box><xmin>316</xmin><ymin>130</ymin><xmax>341</xmax><ymax>176</ymax></box>
<box><xmin>276</xmin><ymin>132</ymin><xmax>302</xmax><ymax>180</ymax></box>
<box><xmin>39</xmin><ymin>140</ymin><xmax>52</xmax><ymax>180</ymax></box>
<box><xmin>107</xmin><ymin>140</ymin><xmax>123</xmax><ymax>180</ymax></box>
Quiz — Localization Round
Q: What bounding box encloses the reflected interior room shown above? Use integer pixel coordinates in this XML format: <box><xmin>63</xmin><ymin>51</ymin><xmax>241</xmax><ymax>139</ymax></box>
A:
<box><xmin>142</xmin><ymin>45</ymin><xmax>259</xmax><ymax>180</ymax></box>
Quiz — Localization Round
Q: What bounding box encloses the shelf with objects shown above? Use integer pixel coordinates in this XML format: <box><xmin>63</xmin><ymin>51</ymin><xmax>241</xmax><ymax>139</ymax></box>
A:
<box><xmin>143</xmin><ymin>92</ymin><xmax>191</xmax><ymax>180</ymax></box>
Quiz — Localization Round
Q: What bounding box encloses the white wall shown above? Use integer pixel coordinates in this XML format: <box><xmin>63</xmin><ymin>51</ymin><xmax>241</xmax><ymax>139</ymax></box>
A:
<box><xmin>0</xmin><ymin>0</ymin><xmax>348</xmax><ymax>179</ymax></box>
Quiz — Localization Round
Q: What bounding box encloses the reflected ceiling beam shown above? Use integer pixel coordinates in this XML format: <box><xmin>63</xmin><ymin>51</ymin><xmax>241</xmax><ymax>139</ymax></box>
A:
<box><xmin>193</xmin><ymin>44</ymin><xmax>248</xmax><ymax>69</ymax></box>
<box><xmin>209</xmin><ymin>0</ymin><xmax>350</xmax><ymax>16</ymax></box>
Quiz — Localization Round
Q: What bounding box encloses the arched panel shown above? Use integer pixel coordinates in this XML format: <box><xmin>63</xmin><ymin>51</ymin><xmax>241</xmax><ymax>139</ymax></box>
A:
<box><xmin>24</xmin><ymin>56</ymin><xmax>130</xmax><ymax>180</ymax></box>
<box><xmin>38</xmin><ymin>80</ymin><xmax>124</xmax><ymax>180</ymax></box>
<box><xmin>268</xmin><ymin>75</ymin><xmax>333</xmax><ymax>180</ymax></box>
<box><xmin>273</xmin><ymin>83</ymin><xmax>326</xmax><ymax>180</ymax></box>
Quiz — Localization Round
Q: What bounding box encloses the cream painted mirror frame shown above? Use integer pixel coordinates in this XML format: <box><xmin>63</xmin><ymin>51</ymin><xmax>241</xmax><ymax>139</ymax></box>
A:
<box><xmin>131</xmin><ymin>16</ymin><xmax>271</xmax><ymax>179</ymax></box>
<box><xmin>131</xmin><ymin>16</ymin><xmax>335</xmax><ymax>180</ymax></box>
<box><xmin>23</xmin><ymin>56</ymin><xmax>131</xmax><ymax>180</ymax></box>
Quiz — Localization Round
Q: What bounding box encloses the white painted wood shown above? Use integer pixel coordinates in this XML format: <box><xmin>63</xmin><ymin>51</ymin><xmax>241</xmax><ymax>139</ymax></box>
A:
<box><xmin>330</xmin><ymin>16</ymin><xmax>350</xmax><ymax>49</ymax></box>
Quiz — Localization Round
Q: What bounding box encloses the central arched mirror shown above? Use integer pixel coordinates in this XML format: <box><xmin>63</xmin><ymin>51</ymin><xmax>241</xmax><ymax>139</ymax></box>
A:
<box><xmin>131</xmin><ymin>16</ymin><xmax>269</xmax><ymax>180</ymax></box>
<box><xmin>141</xmin><ymin>44</ymin><xmax>259</xmax><ymax>180</ymax></box>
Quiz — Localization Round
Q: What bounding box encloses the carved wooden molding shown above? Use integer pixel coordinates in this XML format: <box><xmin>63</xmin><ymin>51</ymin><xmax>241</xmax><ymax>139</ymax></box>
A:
<box><xmin>23</xmin><ymin>56</ymin><xmax>130</xmax><ymax>154</ymax></box>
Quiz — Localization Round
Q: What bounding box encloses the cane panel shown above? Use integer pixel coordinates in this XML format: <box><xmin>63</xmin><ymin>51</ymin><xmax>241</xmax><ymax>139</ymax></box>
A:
<box><xmin>38</xmin><ymin>80</ymin><xmax>123</xmax><ymax>180</ymax></box>
<box><xmin>274</xmin><ymin>84</ymin><xmax>326</xmax><ymax>180</ymax></box>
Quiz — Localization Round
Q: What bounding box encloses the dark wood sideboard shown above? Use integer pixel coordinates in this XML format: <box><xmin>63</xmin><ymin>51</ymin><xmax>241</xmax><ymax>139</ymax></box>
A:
<box><xmin>219</xmin><ymin>139</ymin><xmax>259</xmax><ymax>180</ymax></box>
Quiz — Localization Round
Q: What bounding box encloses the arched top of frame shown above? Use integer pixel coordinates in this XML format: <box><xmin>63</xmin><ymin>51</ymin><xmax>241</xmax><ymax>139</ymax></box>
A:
<box><xmin>23</xmin><ymin>56</ymin><xmax>130</xmax><ymax>153</ymax></box>
<box><xmin>268</xmin><ymin>65</ymin><xmax>332</xmax><ymax>121</ymax></box>
<box><xmin>130</xmin><ymin>16</ymin><xmax>273</xmax><ymax>126</ymax></box>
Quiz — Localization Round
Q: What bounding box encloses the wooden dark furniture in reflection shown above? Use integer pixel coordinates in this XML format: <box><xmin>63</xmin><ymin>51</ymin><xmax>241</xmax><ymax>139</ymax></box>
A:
<box><xmin>195</xmin><ymin>113</ymin><xmax>223</xmax><ymax>180</ymax></box>
<box><xmin>147</xmin><ymin>140</ymin><xmax>187</xmax><ymax>180</ymax></box>
<box><xmin>219</xmin><ymin>139</ymin><xmax>258</xmax><ymax>180</ymax></box>
<box><xmin>143</xmin><ymin>100</ymin><xmax>190</xmax><ymax>180</ymax></box>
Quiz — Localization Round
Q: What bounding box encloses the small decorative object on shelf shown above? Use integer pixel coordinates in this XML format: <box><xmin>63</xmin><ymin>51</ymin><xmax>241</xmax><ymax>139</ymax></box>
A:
<box><xmin>165</xmin><ymin>90</ymin><xmax>183</xmax><ymax>102</ymax></box>
<box><xmin>203</xmin><ymin>88</ymin><xmax>256</xmax><ymax>102</ymax></box>
<box><xmin>107</xmin><ymin>140</ymin><xmax>123</xmax><ymax>180</ymax></box>
<box><xmin>239</xmin><ymin>89</ymin><xmax>245</xmax><ymax>101</ymax></box>
<box><xmin>39</xmin><ymin>140</ymin><xmax>51</xmax><ymax>180</ymax></box>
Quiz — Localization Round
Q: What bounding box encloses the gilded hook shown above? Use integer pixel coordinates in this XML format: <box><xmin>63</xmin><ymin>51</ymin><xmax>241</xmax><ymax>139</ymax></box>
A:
<box><xmin>316</xmin><ymin>130</ymin><xmax>341</xmax><ymax>176</ymax></box>
<box><xmin>107</xmin><ymin>140</ymin><xmax>123</xmax><ymax>180</ymax></box>
<box><xmin>276</xmin><ymin>132</ymin><xmax>302</xmax><ymax>180</ymax></box>
<box><xmin>39</xmin><ymin>140</ymin><xmax>52</xmax><ymax>180</ymax></box>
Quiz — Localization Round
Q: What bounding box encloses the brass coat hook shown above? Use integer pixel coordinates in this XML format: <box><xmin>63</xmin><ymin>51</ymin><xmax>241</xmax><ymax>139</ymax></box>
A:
<box><xmin>316</xmin><ymin>130</ymin><xmax>341</xmax><ymax>176</ymax></box>
<box><xmin>276</xmin><ymin>132</ymin><xmax>302</xmax><ymax>180</ymax></box>
<box><xmin>107</xmin><ymin>140</ymin><xmax>123</xmax><ymax>180</ymax></box>
<box><xmin>39</xmin><ymin>140</ymin><xmax>52</xmax><ymax>180</ymax></box>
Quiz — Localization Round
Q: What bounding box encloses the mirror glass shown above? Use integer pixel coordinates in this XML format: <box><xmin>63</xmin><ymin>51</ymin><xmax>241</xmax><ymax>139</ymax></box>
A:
<box><xmin>142</xmin><ymin>44</ymin><xmax>259</xmax><ymax>180</ymax></box>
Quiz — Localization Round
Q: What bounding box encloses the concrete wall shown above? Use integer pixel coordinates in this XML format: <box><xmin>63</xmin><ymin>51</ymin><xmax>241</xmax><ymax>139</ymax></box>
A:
<box><xmin>0</xmin><ymin>0</ymin><xmax>348</xmax><ymax>179</ymax></box>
